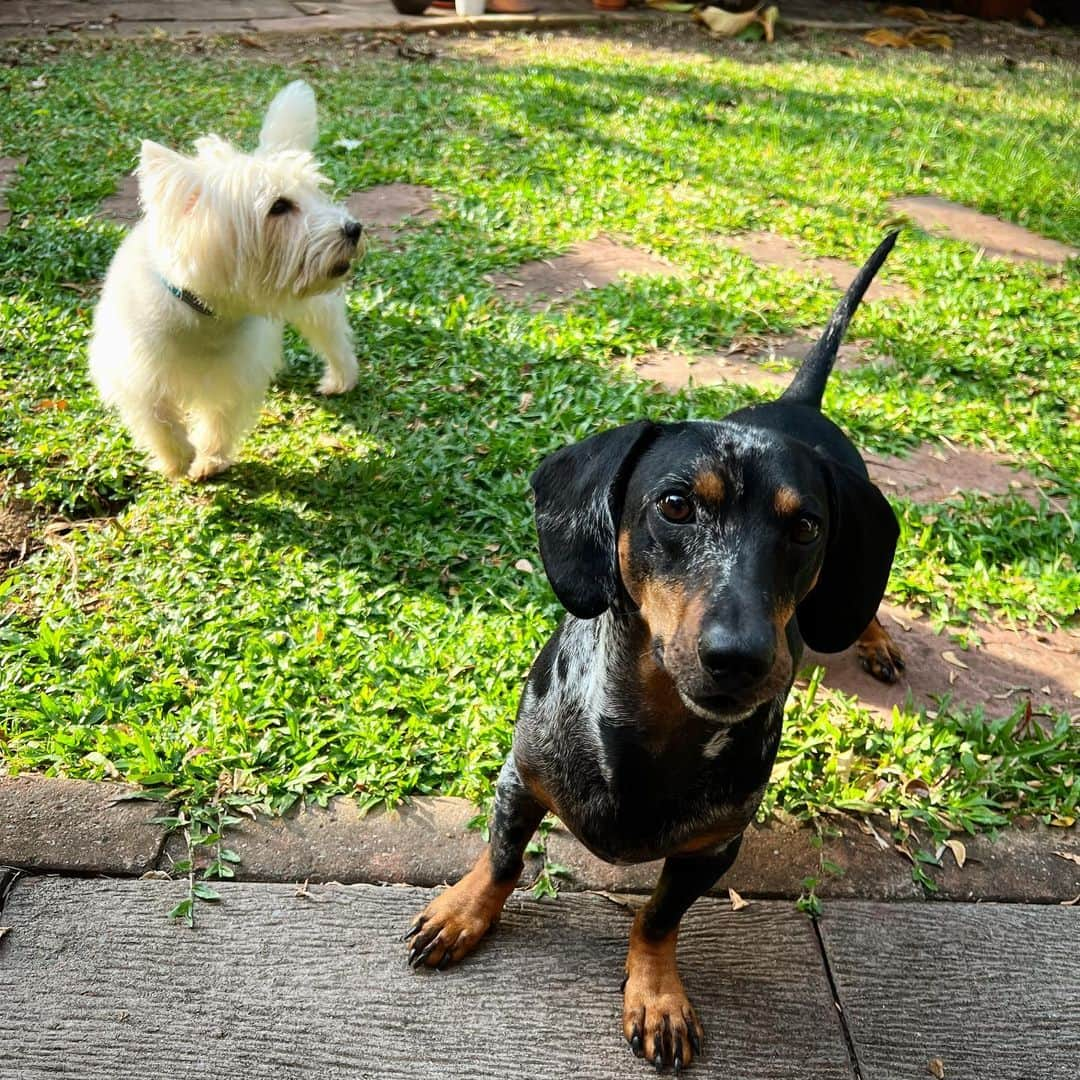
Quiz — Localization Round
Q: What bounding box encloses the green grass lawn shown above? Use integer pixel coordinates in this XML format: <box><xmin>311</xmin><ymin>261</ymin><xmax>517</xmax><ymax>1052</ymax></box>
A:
<box><xmin>1</xmin><ymin>29</ymin><xmax>1077</xmax><ymax>876</ymax></box>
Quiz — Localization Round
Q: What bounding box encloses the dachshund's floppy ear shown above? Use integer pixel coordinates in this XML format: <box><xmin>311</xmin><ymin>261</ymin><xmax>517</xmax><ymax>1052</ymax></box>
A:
<box><xmin>796</xmin><ymin>459</ymin><xmax>899</xmax><ymax>653</ymax></box>
<box><xmin>530</xmin><ymin>421</ymin><xmax>658</xmax><ymax>619</ymax></box>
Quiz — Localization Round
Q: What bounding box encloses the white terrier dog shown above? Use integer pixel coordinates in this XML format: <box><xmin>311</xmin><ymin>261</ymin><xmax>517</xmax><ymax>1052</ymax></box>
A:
<box><xmin>89</xmin><ymin>80</ymin><xmax>363</xmax><ymax>481</ymax></box>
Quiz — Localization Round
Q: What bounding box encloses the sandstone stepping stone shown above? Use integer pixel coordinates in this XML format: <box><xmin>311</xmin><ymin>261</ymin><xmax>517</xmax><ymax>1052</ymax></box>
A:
<box><xmin>631</xmin><ymin>348</ymin><xmax>787</xmax><ymax>392</ymax></box>
<box><xmin>890</xmin><ymin>195</ymin><xmax>1079</xmax><ymax>267</ymax></box>
<box><xmin>803</xmin><ymin>601</ymin><xmax>1080</xmax><ymax>722</ymax></box>
<box><xmin>719</xmin><ymin>231</ymin><xmax>914</xmax><ymax>301</ymax></box>
<box><xmin>630</xmin><ymin>336</ymin><xmax>887</xmax><ymax>393</ymax></box>
<box><xmin>345</xmin><ymin>182</ymin><xmax>439</xmax><ymax>243</ymax></box>
<box><xmin>865</xmin><ymin>443</ymin><xmax>1055</xmax><ymax>510</ymax></box>
<box><xmin>0</xmin><ymin>155</ymin><xmax>24</xmax><ymax>231</ymax></box>
<box><xmin>97</xmin><ymin>173</ymin><xmax>141</xmax><ymax>226</ymax></box>
<box><xmin>490</xmin><ymin>236</ymin><xmax>683</xmax><ymax>310</ymax></box>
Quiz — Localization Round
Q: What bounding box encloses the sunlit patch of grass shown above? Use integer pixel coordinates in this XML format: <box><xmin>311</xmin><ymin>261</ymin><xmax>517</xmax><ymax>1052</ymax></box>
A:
<box><xmin>1</xmin><ymin>32</ymin><xmax>1077</xmax><ymax>856</ymax></box>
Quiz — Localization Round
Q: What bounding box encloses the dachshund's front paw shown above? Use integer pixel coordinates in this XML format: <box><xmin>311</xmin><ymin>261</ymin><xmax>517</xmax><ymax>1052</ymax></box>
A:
<box><xmin>404</xmin><ymin>853</ymin><xmax>514</xmax><ymax>971</ymax></box>
<box><xmin>623</xmin><ymin>922</ymin><xmax>703</xmax><ymax>1072</ymax></box>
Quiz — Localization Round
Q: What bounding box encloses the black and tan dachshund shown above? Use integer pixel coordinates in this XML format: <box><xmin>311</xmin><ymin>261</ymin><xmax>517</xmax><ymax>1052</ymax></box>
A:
<box><xmin>406</xmin><ymin>233</ymin><xmax>904</xmax><ymax>1071</ymax></box>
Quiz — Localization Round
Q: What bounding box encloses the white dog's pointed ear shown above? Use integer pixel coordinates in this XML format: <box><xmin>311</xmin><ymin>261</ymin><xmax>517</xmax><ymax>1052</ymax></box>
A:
<box><xmin>137</xmin><ymin>140</ymin><xmax>200</xmax><ymax>218</ymax></box>
<box><xmin>258</xmin><ymin>80</ymin><xmax>317</xmax><ymax>154</ymax></box>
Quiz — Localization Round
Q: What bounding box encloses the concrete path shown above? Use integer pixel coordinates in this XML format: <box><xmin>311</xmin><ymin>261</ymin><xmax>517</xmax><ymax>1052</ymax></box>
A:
<box><xmin>0</xmin><ymin>875</ymin><xmax>1077</xmax><ymax>1079</ymax></box>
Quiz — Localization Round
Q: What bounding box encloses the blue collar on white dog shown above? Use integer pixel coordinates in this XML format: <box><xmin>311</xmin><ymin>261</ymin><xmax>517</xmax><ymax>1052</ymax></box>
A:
<box><xmin>159</xmin><ymin>275</ymin><xmax>216</xmax><ymax>318</ymax></box>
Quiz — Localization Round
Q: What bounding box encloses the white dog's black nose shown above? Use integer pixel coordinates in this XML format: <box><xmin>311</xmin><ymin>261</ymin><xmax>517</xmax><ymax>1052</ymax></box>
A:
<box><xmin>343</xmin><ymin>220</ymin><xmax>362</xmax><ymax>244</ymax></box>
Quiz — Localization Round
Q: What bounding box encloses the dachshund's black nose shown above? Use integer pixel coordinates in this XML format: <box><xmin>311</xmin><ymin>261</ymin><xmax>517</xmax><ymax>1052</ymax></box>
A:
<box><xmin>343</xmin><ymin>220</ymin><xmax>363</xmax><ymax>243</ymax></box>
<box><xmin>698</xmin><ymin>621</ymin><xmax>775</xmax><ymax>688</ymax></box>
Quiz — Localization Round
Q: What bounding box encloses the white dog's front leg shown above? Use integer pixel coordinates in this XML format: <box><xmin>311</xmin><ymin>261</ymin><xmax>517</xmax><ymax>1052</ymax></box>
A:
<box><xmin>119</xmin><ymin>394</ymin><xmax>195</xmax><ymax>479</ymax></box>
<box><xmin>187</xmin><ymin>398</ymin><xmax>262</xmax><ymax>482</ymax></box>
<box><xmin>291</xmin><ymin>291</ymin><xmax>359</xmax><ymax>396</ymax></box>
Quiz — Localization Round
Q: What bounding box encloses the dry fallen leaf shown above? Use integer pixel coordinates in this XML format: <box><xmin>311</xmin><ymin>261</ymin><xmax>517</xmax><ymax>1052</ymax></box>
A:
<box><xmin>883</xmin><ymin>4</ymin><xmax>930</xmax><ymax>19</ymax></box>
<box><xmin>728</xmin><ymin>887</ymin><xmax>750</xmax><ymax>911</ymax></box>
<box><xmin>941</xmin><ymin>650</ymin><xmax>970</xmax><ymax>670</ymax></box>
<box><xmin>514</xmin><ymin>558</ymin><xmax>535</xmax><ymax>574</ymax></box>
<box><xmin>904</xmin><ymin>777</ymin><xmax>931</xmax><ymax>799</ymax></box>
<box><xmin>695</xmin><ymin>5</ymin><xmax>762</xmax><ymax>39</ymax></box>
<box><xmin>834</xmin><ymin>46</ymin><xmax>859</xmax><ymax>59</ymax></box>
<box><xmin>943</xmin><ymin>839</ymin><xmax>966</xmax><ymax>869</ymax></box>
<box><xmin>759</xmin><ymin>5</ymin><xmax>779</xmax><ymax>43</ymax></box>
<box><xmin>928</xmin><ymin>1059</ymin><xmax>946</xmax><ymax>1080</ymax></box>
<box><xmin>1050</xmin><ymin>816</ymin><xmax>1077</xmax><ymax>828</ymax></box>
<box><xmin>908</xmin><ymin>28</ymin><xmax>953</xmax><ymax>50</ymax></box>
<box><xmin>238</xmin><ymin>35</ymin><xmax>268</xmax><ymax>50</ymax></box>
<box><xmin>864</xmin><ymin>28</ymin><xmax>911</xmax><ymax>48</ymax></box>
<box><xmin>1053</xmin><ymin>850</ymin><xmax>1080</xmax><ymax>866</ymax></box>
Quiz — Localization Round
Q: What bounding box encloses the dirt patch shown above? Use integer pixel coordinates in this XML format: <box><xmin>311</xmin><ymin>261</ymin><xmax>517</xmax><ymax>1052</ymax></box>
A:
<box><xmin>489</xmin><ymin>235</ymin><xmax>683</xmax><ymax>309</ymax></box>
<box><xmin>345</xmin><ymin>182</ymin><xmax>440</xmax><ymax>243</ymax></box>
<box><xmin>0</xmin><ymin>155</ymin><xmax>25</xmax><ymax>231</ymax></box>
<box><xmin>805</xmin><ymin>602</ymin><xmax>1080</xmax><ymax>721</ymax></box>
<box><xmin>97</xmin><ymin>173</ymin><xmax>140</xmax><ymax>226</ymax></box>
<box><xmin>865</xmin><ymin>443</ymin><xmax>1058</xmax><ymax>509</ymax></box>
<box><xmin>890</xmin><ymin>195</ymin><xmax>1078</xmax><ymax>267</ymax></box>
<box><xmin>719</xmin><ymin>231</ymin><xmax>915</xmax><ymax>302</ymax></box>
<box><xmin>0</xmin><ymin>491</ymin><xmax>39</xmax><ymax>570</ymax></box>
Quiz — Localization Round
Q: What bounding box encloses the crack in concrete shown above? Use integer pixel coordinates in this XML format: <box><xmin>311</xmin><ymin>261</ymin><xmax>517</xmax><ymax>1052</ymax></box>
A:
<box><xmin>812</xmin><ymin>915</ymin><xmax>865</xmax><ymax>1080</ymax></box>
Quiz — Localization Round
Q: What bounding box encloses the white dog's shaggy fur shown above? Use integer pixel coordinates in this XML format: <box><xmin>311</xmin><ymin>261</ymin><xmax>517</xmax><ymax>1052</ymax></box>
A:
<box><xmin>89</xmin><ymin>81</ymin><xmax>363</xmax><ymax>481</ymax></box>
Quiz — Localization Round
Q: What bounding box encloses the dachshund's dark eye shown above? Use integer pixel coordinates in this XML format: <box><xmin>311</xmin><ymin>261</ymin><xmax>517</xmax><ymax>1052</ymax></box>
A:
<box><xmin>791</xmin><ymin>515</ymin><xmax>821</xmax><ymax>544</ymax></box>
<box><xmin>657</xmin><ymin>493</ymin><xmax>694</xmax><ymax>524</ymax></box>
<box><xmin>268</xmin><ymin>197</ymin><xmax>294</xmax><ymax>216</ymax></box>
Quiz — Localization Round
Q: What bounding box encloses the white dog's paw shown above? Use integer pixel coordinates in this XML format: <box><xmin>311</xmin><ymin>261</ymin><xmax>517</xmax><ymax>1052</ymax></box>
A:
<box><xmin>317</xmin><ymin>359</ymin><xmax>358</xmax><ymax>396</ymax></box>
<box><xmin>188</xmin><ymin>455</ymin><xmax>233</xmax><ymax>482</ymax></box>
<box><xmin>150</xmin><ymin>453</ymin><xmax>195</xmax><ymax>480</ymax></box>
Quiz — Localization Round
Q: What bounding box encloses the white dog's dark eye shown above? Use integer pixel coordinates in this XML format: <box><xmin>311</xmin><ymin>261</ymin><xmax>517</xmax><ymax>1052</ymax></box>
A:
<box><xmin>791</xmin><ymin>515</ymin><xmax>821</xmax><ymax>544</ymax></box>
<box><xmin>268</xmin><ymin>197</ymin><xmax>294</xmax><ymax>216</ymax></box>
<box><xmin>657</xmin><ymin>493</ymin><xmax>694</xmax><ymax>524</ymax></box>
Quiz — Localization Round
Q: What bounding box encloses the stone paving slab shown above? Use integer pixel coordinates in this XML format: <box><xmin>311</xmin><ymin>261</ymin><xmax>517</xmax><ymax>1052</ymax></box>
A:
<box><xmin>97</xmin><ymin>173</ymin><xmax>141</xmax><ymax>226</ymax></box>
<box><xmin>890</xmin><ymin>195</ymin><xmax>1079</xmax><ymax>267</ymax></box>
<box><xmin>0</xmin><ymin>776</ymin><xmax>170</xmax><ymax>875</ymax></box>
<box><xmin>865</xmin><ymin>443</ymin><xmax>1058</xmax><ymax>511</ymax></box>
<box><xmin>345</xmin><ymin>181</ymin><xmax>440</xmax><ymax>242</ymax></box>
<box><xmin>0</xmin><ymin>156</ymin><xmax>24</xmax><ymax>231</ymax></box>
<box><xmin>489</xmin><ymin>236</ymin><xmax>684</xmax><ymax>310</ymax></box>
<box><xmin>803</xmin><ymin>601</ymin><xmax>1080</xmax><ymax>722</ymax></box>
<box><xmin>719</xmin><ymin>231</ymin><xmax>915</xmax><ymax>301</ymax></box>
<box><xmin>0</xmin><ymin>878</ymin><xmax>854</xmax><ymax>1080</ymax></box>
<box><xmin>820</xmin><ymin>900</ymin><xmax>1080</xmax><ymax>1080</ymax></box>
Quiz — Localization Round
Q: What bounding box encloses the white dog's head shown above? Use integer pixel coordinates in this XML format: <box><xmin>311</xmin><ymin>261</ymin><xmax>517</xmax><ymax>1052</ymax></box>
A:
<box><xmin>137</xmin><ymin>81</ymin><xmax>362</xmax><ymax>315</ymax></box>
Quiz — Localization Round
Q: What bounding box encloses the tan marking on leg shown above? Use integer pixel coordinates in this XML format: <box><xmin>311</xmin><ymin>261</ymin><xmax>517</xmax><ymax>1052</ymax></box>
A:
<box><xmin>622</xmin><ymin>912</ymin><xmax>703</xmax><ymax>1069</ymax></box>
<box><xmin>774</xmin><ymin>485</ymin><xmax>802</xmax><ymax>516</ymax></box>
<box><xmin>692</xmin><ymin>470</ymin><xmax>725</xmax><ymax>505</ymax></box>
<box><xmin>855</xmin><ymin>614</ymin><xmax>905</xmax><ymax>684</ymax></box>
<box><xmin>405</xmin><ymin>850</ymin><xmax>517</xmax><ymax>970</ymax></box>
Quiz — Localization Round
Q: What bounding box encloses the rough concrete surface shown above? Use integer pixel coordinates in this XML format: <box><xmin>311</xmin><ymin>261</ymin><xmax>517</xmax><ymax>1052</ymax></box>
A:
<box><xmin>0</xmin><ymin>877</ymin><xmax>853</xmax><ymax>1080</ymax></box>
<box><xmin>821</xmin><ymin>900</ymin><xmax>1080</xmax><ymax>1080</ymax></box>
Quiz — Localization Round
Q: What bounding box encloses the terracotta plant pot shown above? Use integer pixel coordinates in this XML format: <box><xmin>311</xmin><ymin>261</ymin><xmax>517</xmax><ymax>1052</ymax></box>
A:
<box><xmin>593</xmin><ymin>0</ymin><xmax>629</xmax><ymax>9</ymax></box>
